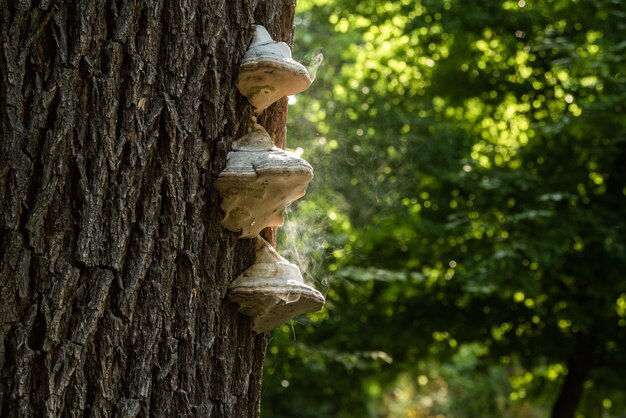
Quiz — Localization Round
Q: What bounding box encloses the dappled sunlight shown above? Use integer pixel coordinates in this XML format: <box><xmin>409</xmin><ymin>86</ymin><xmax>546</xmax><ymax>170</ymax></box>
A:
<box><xmin>263</xmin><ymin>0</ymin><xmax>626</xmax><ymax>417</ymax></box>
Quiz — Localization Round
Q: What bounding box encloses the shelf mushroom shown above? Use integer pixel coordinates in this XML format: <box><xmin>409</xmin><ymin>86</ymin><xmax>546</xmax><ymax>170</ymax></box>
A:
<box><xmin>229</xmin><ymin>237</ymin><xmax>325</xmax><ymax>333</ymax></box>
<box><xmin>236</xmin><ymin>25</ymin><xmax>312</xmax><ymax>113</ymax></box>
<box><xmin>215</xmin><ymin>124</ymin><xmax>313</xmax><ymax>238</ymax></box>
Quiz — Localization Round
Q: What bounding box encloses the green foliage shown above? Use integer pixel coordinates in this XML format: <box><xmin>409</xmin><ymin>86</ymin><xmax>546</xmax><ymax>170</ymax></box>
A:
<box><xmin>263</xmin><ymin>0</ymin><xmax>626</xmax><ymax>416</ymax></box>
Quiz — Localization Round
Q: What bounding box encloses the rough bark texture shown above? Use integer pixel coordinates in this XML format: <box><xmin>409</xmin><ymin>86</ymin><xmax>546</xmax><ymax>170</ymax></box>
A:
<box><xmin>0</xmin><ymin>0</ymin><xmax>296</xmax><ymax>416</ymax></box>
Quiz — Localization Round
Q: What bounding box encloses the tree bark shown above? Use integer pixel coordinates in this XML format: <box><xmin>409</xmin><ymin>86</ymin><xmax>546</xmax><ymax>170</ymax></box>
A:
<box><xmin>0</xmin><ymin>0</ymin><xmax>296</xmax><ymax>416</ymax></box>
<box><xmin>550</xmin><ymin>327</ymin><xmax>597</xmax><ymax>418</ymax></box>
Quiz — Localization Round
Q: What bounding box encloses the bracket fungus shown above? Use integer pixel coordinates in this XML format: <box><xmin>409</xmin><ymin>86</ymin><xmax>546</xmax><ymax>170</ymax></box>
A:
<box><xmin>229</xmin><ymin>237</ymin><xmax>325</xmax><ymax>333</ymax></box>
<box><xmin>215</xmin><ymin>124</ymin><xmax>313</xmax><ymax>238</ymax></box>
<box><xmin>236</xmin><ymin>25</ymin><xmax>312</xmax><ymax>113</ymax></box>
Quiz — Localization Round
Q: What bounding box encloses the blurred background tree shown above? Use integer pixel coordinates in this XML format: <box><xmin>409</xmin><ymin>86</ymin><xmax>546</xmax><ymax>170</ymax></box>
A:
<box><xmin>262</xmin><ymin>0</ymin><xmax>626</xmax><ymax>417</ymax></box>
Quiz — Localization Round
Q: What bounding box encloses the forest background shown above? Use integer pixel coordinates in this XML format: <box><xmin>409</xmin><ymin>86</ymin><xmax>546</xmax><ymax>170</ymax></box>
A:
<box><xmin>261</xmin><ymin>0</ymin><xmax>626</xmax><ymax>417</ymax></box>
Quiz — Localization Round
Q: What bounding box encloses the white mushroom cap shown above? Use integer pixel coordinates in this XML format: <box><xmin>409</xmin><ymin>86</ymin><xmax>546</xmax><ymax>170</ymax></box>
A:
<box><xmin>215</xmin><ymin>124</ymin><xmax>313</xmax><ymax>238</ymax></box>
<box><xmin>236</xmin><ymin>25</ymin><xmax>312</xmax><ymax>113</ymax></box>
<box><xmin>229</xmin><ymin>237</ymin><xmax>325</xmax><ymax>333</ymax></box>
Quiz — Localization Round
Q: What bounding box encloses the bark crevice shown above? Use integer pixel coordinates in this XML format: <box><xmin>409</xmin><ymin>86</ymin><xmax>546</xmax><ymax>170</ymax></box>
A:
<box><xmin>1</xmin><ymin>0</ymin><xmax>295</xmax><ymax>416</ymax></box>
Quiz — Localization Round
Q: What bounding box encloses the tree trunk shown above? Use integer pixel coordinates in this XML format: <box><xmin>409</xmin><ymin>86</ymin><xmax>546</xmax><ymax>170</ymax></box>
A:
<box><xmin>0</xmin><ymin>0</ymin><xmax>295</xmax><ymax>416</ymax></box>
<box><xmin>550</xmin><ymin>328</ymin><xmax>597</xmax><ymax>418</ymax></box>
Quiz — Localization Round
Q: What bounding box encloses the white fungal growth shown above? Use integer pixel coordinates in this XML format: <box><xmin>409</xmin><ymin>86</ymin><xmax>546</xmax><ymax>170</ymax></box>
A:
<box><xmin>229</xmin><ymin>237</ymin><xmax>325</xmax><ymax>333</ymax></box>
<box><xmin>236</xmin><ymin>25</ymin><xmax>312</xmax><ymax>113</ymax></box>
<box><xmin>215</xmin><ymin>124</ymin><xmax>313</xmax><ymax>238</ymax></box>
